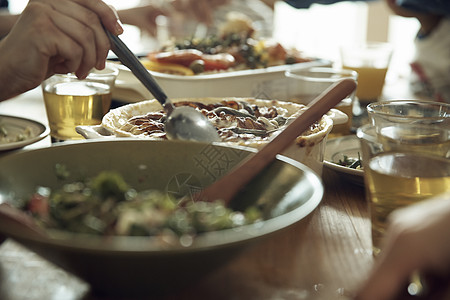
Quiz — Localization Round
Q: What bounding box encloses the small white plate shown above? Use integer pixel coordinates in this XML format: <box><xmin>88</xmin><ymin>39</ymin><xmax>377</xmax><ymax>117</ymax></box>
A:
<box><xmin>0</xmin><ymin>115</ymin><xmax>50</xmax><ymax>151</ymax></box>
<box><xmin>324</xmin><ymin>135</ymin><xmax>364</xmax><ymax>186</ymax></box>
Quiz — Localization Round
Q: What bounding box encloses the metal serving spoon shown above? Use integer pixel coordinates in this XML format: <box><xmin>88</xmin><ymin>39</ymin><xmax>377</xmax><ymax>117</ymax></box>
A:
<box><xmin>106</xmin><ymin>32</ymin><xmax>221</xmax><ymax>143</ymax></box>
<box><xmin>194</xmin><ymin>78</ymin><xmax>357</xmax><ymax>206</ymax></box>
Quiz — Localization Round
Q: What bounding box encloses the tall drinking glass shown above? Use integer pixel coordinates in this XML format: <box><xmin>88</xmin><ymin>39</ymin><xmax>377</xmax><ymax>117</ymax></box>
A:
<box><xmin>285</xmin><ymin>67</ymin><xmax>358</xmax><ymax>137</ymax></box>
<box><xmin>341</xmin><ymin>42</ymin><xmax>392</xmax><ymax>103</ymax></box>
<box><xmin>358</xmin><ymin>100</ymin><xmax>450</xmax><ymax>256</ymax></box>
<box><xmin>42</xmin><ymin>63</ymin><xmax>118</xmax><ymax>141</ymax></box>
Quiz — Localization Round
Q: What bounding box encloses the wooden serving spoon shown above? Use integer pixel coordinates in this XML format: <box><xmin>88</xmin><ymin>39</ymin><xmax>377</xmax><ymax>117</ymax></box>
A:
<box><xmin>195</xmin><ymin>78</ymin><xmax>357</xmax><ymax>206</ymax></box>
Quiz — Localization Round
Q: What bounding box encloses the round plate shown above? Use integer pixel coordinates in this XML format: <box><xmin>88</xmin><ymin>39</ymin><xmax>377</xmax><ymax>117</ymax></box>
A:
<box><xmin>0</xmin><ymin>115</ymin><xmax>50</xmax><ymax>151</ymax></box>
<box><xmin>324</xmin><ymin>135</ymin><xmax>364</xmax><ymax>186</ymax></box>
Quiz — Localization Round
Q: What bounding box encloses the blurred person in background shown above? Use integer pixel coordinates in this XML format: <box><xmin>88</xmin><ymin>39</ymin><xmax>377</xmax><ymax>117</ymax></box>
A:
<box><xmin>1</xmin><ymin>0</ymin><xmax>232</xmax><ymax>38</ymax></box>
<box><xmin>3</xmin><ymin>0</ymin><xmax>448</xmax><ymax>101</ymax></box>
<box><xmin>116</xmin><ymin>0</ymin><xmax>232</xmax><ymax>37</ymax></box>
<box><xmin>385</xmin><ymin>0</ymin><xmax>450</xmax><ymax>103</ymax></box>
<box><xmin>165</xmin><ymin>0</ymin><xmax>450</xmax><ymax>104</ymax></box>
<box><xmin>263</xmin><ymin>0</ymin><xmax>450</xmax><ymax>103</ymax></box>
<box><xmin>0</xmin><ymin>0</ymin><xmax>122</xmax><ymax>101</ymax></box>
<box><xmin>157</xmin><ymin>0</ymin><xmax>274</xmax><ymax>39</ymax></box>
<box><xmin>0</xmin><ymin>1</ymin><xmax>165</xmax><ymax>38</ymax></box>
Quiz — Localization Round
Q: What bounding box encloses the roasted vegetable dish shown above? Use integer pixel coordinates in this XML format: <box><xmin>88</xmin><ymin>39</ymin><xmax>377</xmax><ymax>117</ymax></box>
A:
<box><xmin>23</xmin><ymin>170</ymin><xmax>262</xmax><ymax>238</ymax></box>
<box><xmin>143</xmin><ymin>13</ymin><xmax>312</xmax><ymax>75</ymax></box>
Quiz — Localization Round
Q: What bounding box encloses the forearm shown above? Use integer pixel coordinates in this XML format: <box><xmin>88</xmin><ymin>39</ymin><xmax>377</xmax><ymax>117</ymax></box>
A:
<box><xmin>117</xmin><ymin>8</ymin><xmax>138</xmax><ymax>26</ymax></box>
<box><xmin>416</xmin><ymin>14</ymin><xmax>442</xmax><ymax>38</ymax></box>
<box><xmin>385</xmin><ymin>0</ymin><xmax>445</xmax><ymax>38</ymax></box>
<box><xmin>0</xmin><ymin>13</ymin><xmax>19</xmax><ymax>38</ymax></box>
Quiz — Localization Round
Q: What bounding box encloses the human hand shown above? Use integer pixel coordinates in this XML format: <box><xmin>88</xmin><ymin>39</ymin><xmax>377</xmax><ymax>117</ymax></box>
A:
<box><xmin>118</xmin><ymin>5</ymin><xmax>167</xmax><ymax>37</ymax></box>
<box><xmin>0</xmin><ymin>0</ymin><xmax>123</xmax><ymax>101</ymax></box>
<box><xmin>170</xmin><ymin>0</ymin><xmax>230</xmax><ymax>25</ymax></box>
<box><xmin>355</xmin><ymin>192</ymin><xmax>450</xmax><ymax>300</ymax></box>
<box><xmin>385</xmin><ymin>0</ymin><xmax>442</xmax><ymax>36</ymax></box>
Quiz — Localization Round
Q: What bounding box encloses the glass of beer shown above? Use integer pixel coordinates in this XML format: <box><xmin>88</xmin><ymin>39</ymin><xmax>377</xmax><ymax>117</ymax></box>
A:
<box><xmin>357</xmin><ymin>123</ymin><xmax>450</xmax><ymax>256</ymax></box>
<box><xmin>285</xmin><ymin>67</ymin><xmax>358</xmax><ymax>137</ymax></box>
<box><xmin>42</xmin><ymin>63</ymin><xmax>119</xmax><ymax>141</ymax></box>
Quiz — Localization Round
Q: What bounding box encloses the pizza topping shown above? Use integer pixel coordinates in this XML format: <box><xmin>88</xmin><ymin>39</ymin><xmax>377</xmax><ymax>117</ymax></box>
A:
<box><xmin>119</xmin><ymin>100</ymin><xmax>323</xmax><ymax>143</ymax></box>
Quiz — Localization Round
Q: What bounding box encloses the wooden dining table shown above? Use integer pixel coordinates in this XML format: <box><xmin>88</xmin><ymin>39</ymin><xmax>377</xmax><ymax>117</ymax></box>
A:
<box><xmin>0</xmin><ymin>79</ymin><xmax>444</xmax><ymax>300</ymax></box>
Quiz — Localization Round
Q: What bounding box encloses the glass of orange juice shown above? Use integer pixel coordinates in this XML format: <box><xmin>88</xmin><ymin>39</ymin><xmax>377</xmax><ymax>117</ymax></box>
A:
<box><xmin>340</xmin><ymin>42</ymin><xmax>392</xmax><ymax>103</ymax></box>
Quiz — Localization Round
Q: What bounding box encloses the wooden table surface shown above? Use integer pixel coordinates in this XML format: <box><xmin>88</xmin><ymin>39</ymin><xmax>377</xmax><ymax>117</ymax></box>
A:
<box><xmin>0</xmin><ymin>79</ymin><xmax>442</xmax><ymax>300</ymax></box>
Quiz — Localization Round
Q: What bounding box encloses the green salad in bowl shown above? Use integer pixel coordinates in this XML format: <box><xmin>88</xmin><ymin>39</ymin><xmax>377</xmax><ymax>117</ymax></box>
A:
<box><xmin>0</xmin><ymin>139</ymin><xmax>323</xmax><ymax>297</ymax></box>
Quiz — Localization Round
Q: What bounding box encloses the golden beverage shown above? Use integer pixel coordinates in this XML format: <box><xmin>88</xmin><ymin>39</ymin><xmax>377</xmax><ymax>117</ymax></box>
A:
<box><xmin>343</xmin><ymin>65</ymin><xmax>387</xmax><ymax>101</ymax></box>
<box><xmin>378</xmin><ymin>125</ymin><xmax>450</xmax><ymax>158</ymax></box>
<box><xmin>366</xmin><ymin>152</ymin><xmax>450</xmax><ymax>256</ymax></box>
<box><xmin>43</xmin><ymin>81</ymin><xmax>112</xmax><ymax>140</ymax></box>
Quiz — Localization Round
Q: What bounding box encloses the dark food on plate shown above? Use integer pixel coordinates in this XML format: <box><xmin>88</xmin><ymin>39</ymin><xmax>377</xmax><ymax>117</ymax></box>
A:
<box><xmin>23</xmin><ymin>170</ymin><xmax>262</xmax><ymax>239</ymax></box>
<box><xmin>120</xmin><ymin>99</ymin><xmax>323</xmax><ymax>142</ymax></box>
<box><xmin>143</xmin><ymin>14</ymin><xmax>312</xmax><ymax>75</ymax></box>
<box><xmin>337</xmin><ymin>154</ymin><xmax>362</xmax><ymax>169</ymax></box>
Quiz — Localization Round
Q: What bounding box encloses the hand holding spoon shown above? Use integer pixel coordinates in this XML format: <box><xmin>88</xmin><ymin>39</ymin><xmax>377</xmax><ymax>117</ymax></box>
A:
<box><xmin>106</xmin><ymin>32</ymin><xmax>221</xmax><ymax>143</ymax></box>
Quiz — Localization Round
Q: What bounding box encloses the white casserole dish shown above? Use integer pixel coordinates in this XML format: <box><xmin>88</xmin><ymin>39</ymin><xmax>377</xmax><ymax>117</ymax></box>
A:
<box><xmin>113</xmin><ymin>59</ymin><xmax>331</xmax><ymax>103</ymax></box>
<box><xmin>77</xmin><ymin>97</ymin><xmax>347</xmax><ymax>176</ymax></box>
